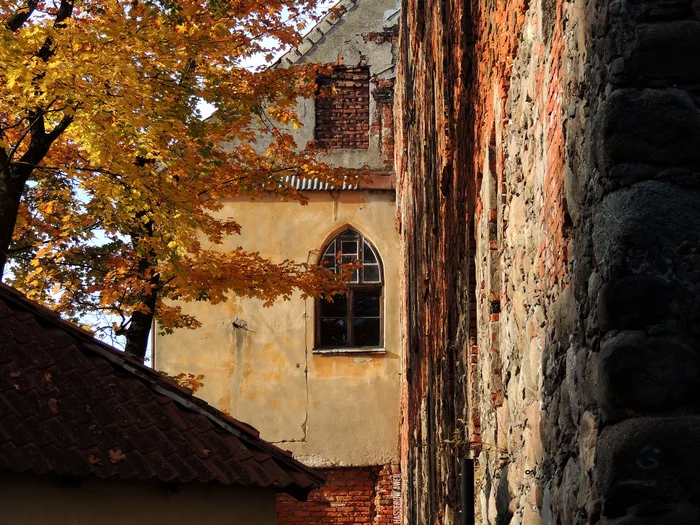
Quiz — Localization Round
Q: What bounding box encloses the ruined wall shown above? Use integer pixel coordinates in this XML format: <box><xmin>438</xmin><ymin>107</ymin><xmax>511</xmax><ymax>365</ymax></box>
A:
<box><xmin>277</xmin><ymin>0</ymin><xmax>399</xmax><ymax>171</ymax></box>
<box><xmin>394</xmin><ymin>1</ymin><xmax>473</xmax><ymax>523</ymax></box>
<box><xmin>398</xmin><ymin>0</ymin><xmax>700</xmax><ymax>523</ymax></box>
<box><xmin>315</xmin><ymin>67</ymin><xmax>371</xmax><ymax>150</ymax></box>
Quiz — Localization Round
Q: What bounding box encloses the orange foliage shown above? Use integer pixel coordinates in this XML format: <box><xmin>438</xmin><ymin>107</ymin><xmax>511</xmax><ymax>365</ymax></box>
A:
<box><xmin>0</xmin><ymin>0</ymin><xmax>356</xmax><ymax>351</ymax></box>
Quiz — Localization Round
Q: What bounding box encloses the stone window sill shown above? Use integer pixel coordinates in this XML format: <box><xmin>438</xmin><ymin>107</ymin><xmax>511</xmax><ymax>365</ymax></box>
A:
<box><xmin>313</xmin><ymin>347</ymin><xmax>386</xmax><ymax>356</ymax></box>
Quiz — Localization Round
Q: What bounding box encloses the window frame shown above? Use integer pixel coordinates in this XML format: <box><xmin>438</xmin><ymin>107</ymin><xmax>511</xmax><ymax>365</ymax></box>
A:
<box><xmin>314</xmin><ymin>229</ymin><xmax>385</xmax><ymax>354</ymax></box>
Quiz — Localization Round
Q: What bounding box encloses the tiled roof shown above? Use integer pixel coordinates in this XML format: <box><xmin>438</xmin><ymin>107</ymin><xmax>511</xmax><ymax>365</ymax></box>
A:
<box><xmin>0</xmin><ymin>284</ymin><xmax>323</xmax><ymax>500</ymax></box>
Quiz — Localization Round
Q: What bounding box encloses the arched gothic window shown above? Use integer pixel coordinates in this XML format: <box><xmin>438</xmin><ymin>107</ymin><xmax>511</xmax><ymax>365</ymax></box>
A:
<box><xmin>316</xmin><ymin>228</ymin><xmax>383</xmax><ymax>349</ymax></box>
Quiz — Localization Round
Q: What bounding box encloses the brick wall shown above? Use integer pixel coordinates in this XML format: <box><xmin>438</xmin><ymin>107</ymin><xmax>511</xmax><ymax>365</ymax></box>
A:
<box><xmin>315</xmin><ymin>67</ymin><xmax>370</xmax><ymax>150</ymax></box>
<box><xmin>394</xmin><ymin>1</ymin><xmax>473</xmax><ymax>523</ymax></box>
<box><xmin>276</xmin><ymin>464</ymin><xmax>399</xmax><ymax>525</ymax></box>
<box><xmin>395</xmin><ymin>0</ymin><xmax>583</xmax><ymax>522</ymax></box>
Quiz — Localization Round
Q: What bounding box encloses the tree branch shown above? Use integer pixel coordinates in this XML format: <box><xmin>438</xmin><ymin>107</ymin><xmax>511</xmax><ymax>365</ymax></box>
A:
<box><xmin>54</xmin><ymin>0</ymin><xmax>74</xmax><ymax>27</ymax></box>
<box><xmin>37</xmin><ymin>0</ymin><xmax>75</xmax><ymax>61</ymax></box>
<box><xmin>4</xmin><ymin>0</ymin><xmax>39</xmax><ymax>32</ymax></box>
<box><xmin>0</xmin><ymin>111</ymin><xmax>44</xmax><ymax>173</ymax></box>
<box><xmin>47</xmin><ymin>114</ymin><xmax>74</xmax><ymax>143</ymax></box>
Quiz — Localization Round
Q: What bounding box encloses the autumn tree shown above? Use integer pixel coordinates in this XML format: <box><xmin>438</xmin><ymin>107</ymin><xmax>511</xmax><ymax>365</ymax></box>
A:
<box><xmin>0</xmin><ymin>0</ymin><xmax>353</xmax><ymax>358</ymax></box>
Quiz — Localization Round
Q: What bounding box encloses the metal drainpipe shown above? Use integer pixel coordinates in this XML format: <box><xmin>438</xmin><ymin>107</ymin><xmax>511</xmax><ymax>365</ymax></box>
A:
<box><xmin>461</xmin><ymin>457</ymin><xmax>475</xmax><ymax>525</ymax></box>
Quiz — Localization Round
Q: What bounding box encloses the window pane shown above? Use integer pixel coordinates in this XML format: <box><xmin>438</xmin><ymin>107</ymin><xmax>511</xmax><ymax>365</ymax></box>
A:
<box><xmin>321</xmin><ymin>254</ymin><xmax>337</xmax><ymax>271</ymax></box>
<box><xmin>341</xmin><ymin>240</ymin><xmax>358</xmax><ymax>255</ymax></box>
<box><xmin>353</xmin><ymin>318</ymin><xmax>380</xmax><ymax>347</ymax></box>
<box><xmin>353</xmin><ymin>289</ymin><xmax>380</xmax><ymax>317</ymax></box>
<box><xmin>320</xmin><ymin>319</ymin><xmax>347</xmax><ymax>347</ymax></box>
<box><xmin>363</xmin><ymin>264</ymin><xmax>380</xmax><ymax>283</ymax></box>
<box><xmin>320</xmin><ymin>294</ymin><xmax>347</xmax><ymax>318</ymax></box>
<box><xmin>323</xmin><ymin>240</ymin><xmax>336</xmax><ymax>257</ymax></box>
<box><xmin>363</xmin><ymin>241</ymin><xmax>377</xmax><ymax>263</ymax></box>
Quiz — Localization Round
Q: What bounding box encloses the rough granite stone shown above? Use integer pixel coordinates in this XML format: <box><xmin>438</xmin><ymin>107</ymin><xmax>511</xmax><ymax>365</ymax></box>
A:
<box><xmin>592</xmin><ymin>181</ymin><xmax>700</xmax><ymax>276</ymax></box>
<box><xmin>597</xmin><ymin>417</ymin><xmax>700</xmax><ymax>517</ymax></box>
<box><xmin>595</xmin><ymin>89</ymin><xmax>700</xmax><ymax>172</ymax></box>
<box><xmin>597</xmin><ymin>276</ymin><xmax>673</xmax><ymax>331</ymax></box>
<box><xmin>625</xmin><ymin>22</ymin><xmax>700</xmax><ymax>82</ymax></box>
<box><xmin>597</xmin><ymin>331</ymin><xmax>700</xmax><ymax>413</ymax></box>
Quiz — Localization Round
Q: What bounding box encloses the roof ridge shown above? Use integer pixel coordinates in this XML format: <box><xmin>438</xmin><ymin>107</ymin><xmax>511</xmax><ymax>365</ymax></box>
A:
<box><xmin>274</xmin><ymin>0</ymin><xmax>357</xmax><ymax>68</ymax></box>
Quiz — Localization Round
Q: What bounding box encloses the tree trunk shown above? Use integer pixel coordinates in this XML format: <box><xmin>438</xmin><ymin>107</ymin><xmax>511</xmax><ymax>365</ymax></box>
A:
<box><xmin>123</xmin><ymin>272</ymin><xmax>160</xmax><ymax>360</ymax></box>
<box><xmin>0</xmin><ymin>165</ymin><xmax>31</xmax><ymax>274</ymax></box>
<box><xmin>1</xmin><ymin>2</ymin><xmax>74</xmax><ymax>274</ymax></box>
<box><xmin>0</xmin><ymin>110</ymin><xmax>72</xmax><ymax>275</ymax></box>
<box><xmin>123</xmin><ymin>220</ymin><xmax>160</xmax><ymax>360</ymax></box>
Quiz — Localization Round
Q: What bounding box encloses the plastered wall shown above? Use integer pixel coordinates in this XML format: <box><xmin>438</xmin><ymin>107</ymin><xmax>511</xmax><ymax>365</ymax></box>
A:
<box><xmin>156</xmin><ymin>191</ymin><xmax>401</xmax><ymax>468</ymax></box>
<box><xmin>0</xmin><ymin>473</ymin><xmax>276</xmax><ymax>525</ymax></box>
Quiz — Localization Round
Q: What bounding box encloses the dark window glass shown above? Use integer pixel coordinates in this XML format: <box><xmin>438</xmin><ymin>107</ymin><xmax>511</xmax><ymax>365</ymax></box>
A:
<box><xmin>341</xmin><ymin>240</ymin><xmax>358</xmax><ymax>255</ymax></box>
<box><xmin>320</xmin><ymin>319</ymin><xmax>347</xmax><ymax>346</ymax></box>
<box><xmin>322</xmin><ymin>254</ymin><xmax>336</xmax><ymax>271</ymax></box>
<box><xmin>353</xmin><ymin>289</ymin><xmax>380</xmax><ymax>317</ymax></box>
<box><xmin>353</xmin><ymin>318</ymin><xmax>381</xmax><ymax>347</ymax></box>
<box><xmin>363</xmin><ymin>265</ymin><xmax>380</xmax><ymax>283</ymax></box>
<box><xmin>320</xmin><ymin>294</ymin><xmax>347</xmax><ymax>318</ymax></box>
<box><xmin>363</xmin><ymin>241</ymin><xmax>377</xmax><ymax>263</ymax></box>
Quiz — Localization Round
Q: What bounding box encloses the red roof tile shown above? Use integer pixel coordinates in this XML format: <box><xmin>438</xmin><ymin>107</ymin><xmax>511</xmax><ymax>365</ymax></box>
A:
<box><xmin>0</xmin><ymin>284</ymin><xmax>323</xmax><ymax>500</ymax></box>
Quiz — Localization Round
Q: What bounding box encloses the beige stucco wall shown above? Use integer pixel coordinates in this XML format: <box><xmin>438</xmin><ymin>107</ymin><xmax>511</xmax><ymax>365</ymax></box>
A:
<box><xmin>0</xmin><ymin>473</ymin><xmax>275</xmax><ymax>525</ymax></box>
<box><xmin>156</xmin><ymin>191</ymin><xmax>401</xmax><ymax>468</ymax></box>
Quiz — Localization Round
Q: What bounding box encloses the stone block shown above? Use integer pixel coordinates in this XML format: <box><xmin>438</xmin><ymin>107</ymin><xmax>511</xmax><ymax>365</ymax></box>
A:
<box><xmin>597</xmin><ymin>417</ymin><xmax>700</xmax><ymax>518</ymax></box>
<box><xmin>597</xmin><ymin>276</ymin><xmax>672</xmax><ymax>331</ymax></box>
<box><xmin>597</xmin><ymin>331</ymin><xmax>700</xmax><ymax>412</ymax></box>
<box><xmin>595</xmin><ymin>89</ymin><xmax>700</xmax><ymax>173</ymax></box>
<box><xmin>626</xmin><ymin>0</ymin><xmax>695</xmax><ymax>21</ymax></box>
<box><xmin>592</xmin><ymin>181</ymin><xmax>700</xmax><ymax>276</ymax></box>
<box><xmin>625</xmin><ymin>22</ymin><xmax>700</xmax><ymax>82</ymax></box>
<box><xmin>602</xmin><ymin>503</ymin><xmax>700</xmax><ymax>524</ymax></box>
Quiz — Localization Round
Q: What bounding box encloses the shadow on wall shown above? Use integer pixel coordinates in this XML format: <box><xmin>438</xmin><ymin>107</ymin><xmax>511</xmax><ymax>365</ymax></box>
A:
<box><xmin>529</xmin><ymin>0</ymin><xmax>700</xmax><ymax>523</ymax></box>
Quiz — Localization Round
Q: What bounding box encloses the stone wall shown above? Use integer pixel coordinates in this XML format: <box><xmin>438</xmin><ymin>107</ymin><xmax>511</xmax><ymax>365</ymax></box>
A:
<box><xmin>396</xmin><ymin>0</ymin><xmax>700</xmax><ymax>523</ymax></box>
<box><xmin>584</xmin><ymin>0</ymin><xmax>700</xmax><ymax>523</ymax></box>
<box><xmin>276</xmin><ymin>464</ymin><xmax>399</xmax><ymax>525</ymax></box>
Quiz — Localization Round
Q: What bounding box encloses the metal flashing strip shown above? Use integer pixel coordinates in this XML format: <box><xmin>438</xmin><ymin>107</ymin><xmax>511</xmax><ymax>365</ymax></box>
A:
<box><xmin>282</xmin><ymin>175</ymin><xmax>360</xmax><ymax>191</ymax></box>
